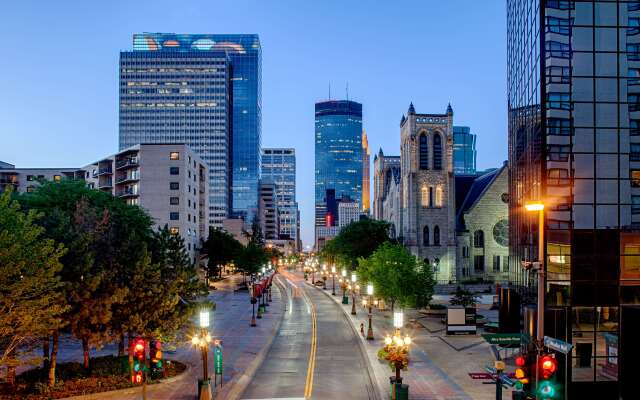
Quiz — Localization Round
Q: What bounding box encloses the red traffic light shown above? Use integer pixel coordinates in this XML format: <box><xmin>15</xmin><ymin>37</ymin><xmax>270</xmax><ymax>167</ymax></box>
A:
<box><xmin>515</xmin><ymin>355</ymin><xmax>526</xmax><ymax>367</ymax></box>
<box><xmin>540</xmin><ymin>355</ymin><xmax>557</xmax><ymax>379</ymax></box>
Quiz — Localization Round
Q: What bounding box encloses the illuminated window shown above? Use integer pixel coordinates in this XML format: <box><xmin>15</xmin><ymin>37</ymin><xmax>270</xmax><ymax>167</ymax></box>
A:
<box><xmin>421</xmin><ymin>186</ymin><xmax>429</xmax><ymax>206</ymax></box>
<box><xmin>632</xmin><ymin>170</ymin><xmax>640</xmax><ymax>188</ymax></box>
<box><xmin>53</xmin><ymin>175</ymin><xmax>62</xmax><ymax>182</ymax></box>
<box><xmin>435</xmin><ymin>186</ymin><xmax>443</xmax><ymax>207</ymax></box>
<box><xmin>169</xmin><ymin>227</ymin><xmax>179</xmax><ymax>235</ymax></box>
<box><xmin>169</xmin><ymin>152</ymin><xmax>180</xmax><ymax>160</ymax></box>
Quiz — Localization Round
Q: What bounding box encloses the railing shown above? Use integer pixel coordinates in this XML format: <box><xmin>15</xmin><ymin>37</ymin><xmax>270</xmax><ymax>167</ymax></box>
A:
<box><xmin>98</xmin><ymin>179</ymin><xmax>113</xmax><ymax>188</ymax></box>
<box><xmin>98</xmin><ymin>167</ymin><xmax>113</xmax><ymax>175</ymax></box>
<box><xmin>116</xmin><ymin>187</ymin><xmax>138</xmax><ymax>197</ymax></box>
<box><xmin>115</xmin><ymin>174</ymin><xmax>139</xmax><ymax>184</ymax></box>
<box><xmin>115</xmin><ymin>158</ymin><xmax>139</xmax><ymax>169</ymax></box>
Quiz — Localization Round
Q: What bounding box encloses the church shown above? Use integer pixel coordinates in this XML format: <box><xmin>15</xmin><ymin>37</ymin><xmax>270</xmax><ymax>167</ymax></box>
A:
<box><xmin>373</xmin><ymin>103</ymin><xmax>509</xmax><ymax>284</ymax></box>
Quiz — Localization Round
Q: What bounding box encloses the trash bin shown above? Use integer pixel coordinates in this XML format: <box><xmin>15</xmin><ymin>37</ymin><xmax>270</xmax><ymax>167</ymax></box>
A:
<box><xmin>395</xmin><ymin>383</ymin><xmax>409</xmax><ymax>400</ymax></box>
<box><xmin>576</xmin><ymin>342</ymin><xmax>592</xmax><ymax>367</ymax></box>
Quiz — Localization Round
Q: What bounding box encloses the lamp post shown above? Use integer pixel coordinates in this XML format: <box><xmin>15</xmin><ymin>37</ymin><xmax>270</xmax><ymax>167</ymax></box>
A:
<box><xmin>322</xmin><ymin>265</ymin><xmax>328</xmax><ymax>290</ymax></box>
<box><xmin>366</xmin><ymin>283</ymin><xmax>374</xmax><ymax>340</ymax></box>
<box><xmin>193</xmin><ymin>310</ymin><xmax>213</xmax><ymax>400</ymax></box>
<box><xmin>351</xmin><ymin>273</ymin><xmax>358</xmax><ymax>315</ymax></box>
<box><xmin>331</xmin><ymin>265</ymin><xmax>336</xmax><ymax>295</ymax></box>
<box><xmin>341</xmin><ymin>269</ymin><xmax>349</xmax><ymax>303</ymax></box>
<box><xmin>250</xmin><ymin>283</ymin><xmax>257</xmax><ymax>327</ymax></box>
<box><xmin>524</xmin><ymin>201</ymin><xmax>545</xmax><ymax>391</ymax></box>
<box><xmin>384</xmin><ymin>310</ymin><xmax>411</xmax><ymax>398</ymax></box>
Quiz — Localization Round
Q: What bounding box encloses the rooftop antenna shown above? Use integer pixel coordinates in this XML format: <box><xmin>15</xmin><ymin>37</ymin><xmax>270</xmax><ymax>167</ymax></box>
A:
<box><xmin>328</xmin><ymin>82</ymin><xmax>331</xmax><ymax>100</ymax></box>
<box><xmin>346</xmin><ymin>82</ymin><xmax>349</xmax><ymax>101</ymax></box>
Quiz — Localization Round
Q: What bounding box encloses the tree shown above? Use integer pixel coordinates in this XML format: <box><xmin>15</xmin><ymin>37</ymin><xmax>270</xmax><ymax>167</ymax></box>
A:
<box><xmin>449</xmin><ymin>287</ymin><xmax>480</xmax><ymax>307</ymax></box>
<box><xmin>201</xmin><ymin>227</ymin><xmax>243</xmax><ymax>280</ymax></box>
<box><xmin>322</xmin><ymin>219</ymin><xmax>391</xmax><ymax>269</ymax></box>
<box><xmin>0</xmin><ymin>189</ymin><xmax>67</xmax><ymax>385</ymax></box>
<box><xmin>357</xmin><ymin>243</ymin><xmax>435</xmax><ymax>311</ymax></box>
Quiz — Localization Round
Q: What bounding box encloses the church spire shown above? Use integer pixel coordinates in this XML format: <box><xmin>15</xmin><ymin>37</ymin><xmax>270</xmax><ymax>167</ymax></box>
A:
<box><xmin>408</xmin><ymin>102</ymin><xmax>416</xmax><ymax>115</ymax></box>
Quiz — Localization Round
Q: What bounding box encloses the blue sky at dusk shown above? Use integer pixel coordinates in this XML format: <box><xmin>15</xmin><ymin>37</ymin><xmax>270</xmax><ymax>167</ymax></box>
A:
<box><xmin>0</xmin><ymin>0</ymin><xmax>507</xmax><ymax>248</ymax></box>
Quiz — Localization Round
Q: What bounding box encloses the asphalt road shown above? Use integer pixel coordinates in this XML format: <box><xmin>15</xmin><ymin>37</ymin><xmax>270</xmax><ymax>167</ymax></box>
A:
<box><xmin>242</xmin><ymin>272</ymin><xmax>376</xmax><ymax>400</ymax></box>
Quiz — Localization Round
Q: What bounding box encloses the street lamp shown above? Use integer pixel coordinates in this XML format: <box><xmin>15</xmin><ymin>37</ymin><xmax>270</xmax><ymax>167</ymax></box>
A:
<box><xmin>351</xmin><ymin>273</ymin><xmax>358</xmax><ymax>315</ymax></box>
<box><xmin>192</xmin><ymin>310</ymin><xmax>213</xmax><ymax>400</ymax></box>
<box><xmin>366</xmin><ymin>283</ymin><xmax>374</xmax><ymax>340</ymax></box>
<box><xmin>524</xmin><ymin>201</ymin><xmax>545</xmax><ymax>391</ymax></box>
<box><xmin>331</xmin><ymin>265</ymin><xmax>337</xmax><ymax>295</ymax></box>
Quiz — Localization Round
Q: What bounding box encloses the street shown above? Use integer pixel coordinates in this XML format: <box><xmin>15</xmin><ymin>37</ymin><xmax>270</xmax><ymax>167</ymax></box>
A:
<box><xmin>242</xmin><ymin>271</ymin><xmax>376</xmax><ymax>400</ymax></box>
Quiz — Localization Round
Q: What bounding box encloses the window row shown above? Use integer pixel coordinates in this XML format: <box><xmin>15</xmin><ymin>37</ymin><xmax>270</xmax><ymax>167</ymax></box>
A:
<box><xmin>422</xmin><ymin>225</ymin><xmax>441</xmax><ymax>246</ymax></box>
<box><xmin>420</xmin><ymin>186</ymin><xmax>444</xmax><ymax>207</ymax></box>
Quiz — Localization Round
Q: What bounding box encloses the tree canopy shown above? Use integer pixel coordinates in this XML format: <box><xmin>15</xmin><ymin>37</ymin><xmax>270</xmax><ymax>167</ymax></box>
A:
<box><xmin>321</xmin><ymin>218</ymin><xmax>392</xmax><ymax>269</ymax></box>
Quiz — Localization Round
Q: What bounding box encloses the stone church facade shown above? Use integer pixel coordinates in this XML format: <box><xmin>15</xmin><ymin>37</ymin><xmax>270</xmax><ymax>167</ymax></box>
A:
<box><xmin>400</xmin><ymin>103</ymin><xmax>457</xmax><ymax>283</ymax></box>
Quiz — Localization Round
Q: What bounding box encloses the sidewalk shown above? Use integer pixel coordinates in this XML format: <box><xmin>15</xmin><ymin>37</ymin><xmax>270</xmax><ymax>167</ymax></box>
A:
<box><xmin>310</xmin><ymin>281</ymin><xmax>506</xmax><ymax>400</ymax></box>
<box><xmin>62</xmin><ymin>273</ymin><xmax>286</xmax><ymax>400</ymax></box>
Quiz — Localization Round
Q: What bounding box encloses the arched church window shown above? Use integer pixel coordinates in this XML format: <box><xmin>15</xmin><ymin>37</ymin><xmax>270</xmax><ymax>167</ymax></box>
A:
<box><xmin>423</xmin><ymin>226</ymin><xmax>430</xmax><ymax>246</ymax></box>
<box><xmin>433</xmin><ymin>225</ymin><xmax>440</xmax><ymax>246</ymax></box>
<box><xmin>419</xmin><ymin>134</ymin><xmax>429</xmax><ymax>170</ymax></box>
<box><xmin>474</xmin><ymin>230</ymin><xmax>484</xmax><ymax>248</ymax></box>
<box><xmin>421</xmin><ymin>186</ymin><xmax>429</xmax><ymax>206</ymax></box>
<box><xmin>435</xmin><ymin>186</ymin><xmax>443</xmax><ymax>207</ymax></box>
<box><xmin>433</xmin><ymin>134</ymin><xmax>442</xmax><ymax>170</ymax></box>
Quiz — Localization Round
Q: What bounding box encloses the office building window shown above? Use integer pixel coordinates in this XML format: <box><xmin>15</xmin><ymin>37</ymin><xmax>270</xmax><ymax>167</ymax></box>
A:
<box><xmin>433</xmin><ymin>134</ymin><xmax>442</xmax><ymax>170</ymax></box>
<box><xmin>419</xmin><ymin>134</ymin><xmax>429</xmax><ymax>170</ymax></box>
<box><xmin>169</xmin><ymin>227</ymin><xmax>179</xmax><ymax>235</ymax></box>
<box><xmin>53</xmin><ymin>175</ymin><xmax>61</xmax><ymax>182</ymax></box>
<box><xmin>170</xmin><ymin>212</ymin><xmax>179</xmax><ymax>220</ymax></box>
<box><xmin>547</xmin><ymin>93</ymin><xmax>571</xmax><ymax>109</ymax></box>
<box><xmin>548</xmin><ymin>118</ymin><xmax>571</xmax><ymax>135</ymax></box>
<box><xmin>546</xmin><ymin>41</ymin><xmax>570</xmax><ymax>58</ymax></box>
<box><xmin>170</xmin><ymin>182</ymin><xmax>179</xmax><ymax>190</ymax></box>
<box><xmin>546</xmin><ymin>16</ymin><xmax>572</xmax><ymax>35</ymax></box>
<box><xmin>474</xmin><ymin>230</ymin><xmax>484</xmax><ymax>248</ymax></box>
<box><xmin>493</xmin><ymin>255</ymin><xmax>501</xmax><ymax>272</ymax></box>
<box><xmin>423</xmin><ymin>226</ymin><xmax>430</xmax><ymax>246</ymax></box>
<box><xmin>169</xmin><ymin>152</ymin><xmax>180</xmax><ymax>160</ymax></box>
<box><xmin>170</xmin><ymin>167</ymin><xmax>179</xmax><ymax>175</ymax></box>
<box><xmin>26</xmin><ymin>175</ymin><xmax>34</xmax><ymax>181</ymax></box>
<box><xmin>633</xmin><ymin>196</ymin><xmax>640</xmax><ymax>214</ymax></box>
<box><xmin>631</xmin><ymin>144</ymin><xmax>640</xmax><ymax>161</ymax></box>
<box><xmin>170</xmin><ymin>197</ymin><xmax>179</xmax><ymax>205</ymax></box>
<box><xmin>474</xmin><ymin>255</ymin><xmax>485</xmax><ymax>272</ymax></box>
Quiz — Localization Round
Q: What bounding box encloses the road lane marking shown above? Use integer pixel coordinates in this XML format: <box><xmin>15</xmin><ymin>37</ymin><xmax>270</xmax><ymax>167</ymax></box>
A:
<box><xmin>302</xmin><ymin>287</ymin><xmax>317</xmax><ymax>399</ymax></box>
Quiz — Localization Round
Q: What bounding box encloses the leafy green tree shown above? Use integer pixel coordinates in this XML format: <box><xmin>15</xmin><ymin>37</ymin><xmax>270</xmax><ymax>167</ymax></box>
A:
<box><xmin>357</xmin><ymin>243</ymin><xmax>435</xmax><ymax>311</ymax></box>
<box><xmin>322</xmin><ymin>219</ymin><xmax>391</xmax><ymax>269</ymax></box>
<box><xmin>201</xmin><ymin>227</ymin><xmax>243</xmax><ymax>281</ymax></box>
<box><xmin>0</xmin><ymin>189</ymin><xmax>67</xmax><ymax>386</ymax></box>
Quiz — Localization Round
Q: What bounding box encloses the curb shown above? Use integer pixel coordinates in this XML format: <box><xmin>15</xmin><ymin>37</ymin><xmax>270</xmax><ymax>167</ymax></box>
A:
<box><xmin>307</xmin><ymin>282</ymin><xmax>384</xmax><ymax>400</ymax></box>
<box><xmin>61</xmin><ymin>363</ymin><xmax>192</xmax><ymax>400</ymax></box>
<box><xmin>226</xmin><ymin>275</ymin><xmax>288</xmax><ymax>400</ymax></box>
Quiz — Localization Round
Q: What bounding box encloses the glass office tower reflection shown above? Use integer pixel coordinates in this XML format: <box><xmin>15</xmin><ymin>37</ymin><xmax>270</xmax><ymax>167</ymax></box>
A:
<box><xmin>120</xmin><ymin>33</ymin><xmax>261</xmax><ymax>225</ymax></box>
<box><xmin>507</xmin><ymin>1</ymin><xmax>640</xmax><ymax>398</ymax></box>
<box><xmin>453</xmin><ymin>126</ymin><xmax>477</xmax><ymax>174</ymax></box>
<box><xmin>314</xmin><ymin>100</ymin><xmax>363</xmax><ymax>228</ymax></box>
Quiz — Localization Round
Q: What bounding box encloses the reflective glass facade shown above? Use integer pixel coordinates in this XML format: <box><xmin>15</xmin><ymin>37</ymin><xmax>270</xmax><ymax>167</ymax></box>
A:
<box><xmin>453</xmin><ymin>126</ymin><xmax>477</xmax><ymax>174</ymax></box>
<box><xmin>261</xmin><ymin>148</ymin><xmax>298</xmax><ymax>242</ymax></box>
<box><xmin>119</xmin><ymin>48</ymin><xmax>231</xmax><ymax>227</ymax></box>
<box><xmin>315</xmin><ymin>100</ymin><xmax>363</xmax><ymax>228</ymax></box>
<box><xmin>507</xmin><ymin>1</ymin><xmax>640</xmax><ymax>398</ymax></box>
<box><xmin>122</xmin><ymin>33</ymin><xmax>262</xmax><ymax>225</ymax></box>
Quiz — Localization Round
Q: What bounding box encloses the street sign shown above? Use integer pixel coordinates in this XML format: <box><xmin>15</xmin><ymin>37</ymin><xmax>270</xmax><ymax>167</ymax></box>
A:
<box><xmin>544</xmin><ymin>336</ymin><xmax>573</xmax><ymax>354</ymax></box>
<box><xmin>482</xmin><ymin>333</ymin><xmax>521</xmax><ymax>345</ymax></box>
<box><xmin>214</xmin><ymin>345</ymin><xmax>223</xmax><ymax>375</ymax></box>
<box><xmin>469</xmin><ymin>372</ymin><xmax>494</xmax><ymax>380</ymax></box>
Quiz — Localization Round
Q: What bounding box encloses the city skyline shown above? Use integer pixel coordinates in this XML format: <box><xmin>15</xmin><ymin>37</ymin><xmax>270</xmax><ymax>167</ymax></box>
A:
<box><xmin>0</xmin><ymin>0</ymin><xmax>507</xmax><ymax>247</ymax></box>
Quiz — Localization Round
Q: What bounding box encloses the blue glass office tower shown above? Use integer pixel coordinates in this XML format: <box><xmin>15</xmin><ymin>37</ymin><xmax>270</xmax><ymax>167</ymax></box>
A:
<box><xmin>315</xmin><ymin>100</ymin><xmax>363</xmax><ymax>229</ymax></box>
<box><xmin>120</xmin><ymin>33</ymin><xmax>262</xmax><ymax>225</ymax></box>
<box><xmin>452</xmin><ymin>126</ymin><xmax>477</xmax><ymax>174</ymax></box>
<box><xmin>262</xmin><ymin>148</ymin><xmax>298</xmax><ymax>245</ymax></box>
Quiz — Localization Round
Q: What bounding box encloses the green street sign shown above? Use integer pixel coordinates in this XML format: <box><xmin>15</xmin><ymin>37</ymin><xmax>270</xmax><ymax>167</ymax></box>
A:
<box><xmin>214</xmin><ymin>345</ymin><xmax>223</xmax><ymax>375</ymax></box>
<box><xmin>482</xmin><ymin>333</ymin><xmax>521</xmax><ymax>345</ymax></box>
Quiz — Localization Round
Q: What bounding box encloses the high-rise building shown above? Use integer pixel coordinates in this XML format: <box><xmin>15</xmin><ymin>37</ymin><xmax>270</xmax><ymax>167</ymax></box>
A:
<box><xmin>507</xmin><ymin>2</ymin><xmax>639</xmax><ymax>397</ymax></box>
<box><xmin>315</xmin><ymin>100</ymin><xmax>363</xmax><ymax>235</ymax></box>
<box><xmin>258</xmin><ymin>181</ymin><xmax>278</xmax><ymax>240</ymax></box>
<box><xmin>119</xmin><ymin>33</ymin><xmax>262</xmax><ymax>227</ymax></box>
<box><xmin>261</xmin><ymin>148</ymin><xmax>298</xmax><ymax>246</ymax></box>
<box><xmin>453</xmin><ymin>126</ymin><xmax>477</xmax><ymax>174</ymax></box>
<box><xmin>362</xmin><ymin>130</ymin><xmax>371</xmax><ymax>212</ymax></box>
<box><xmin>338</xmin><ymin>200</ymin><xmax>360</xmax><ymax>228</ymax></box>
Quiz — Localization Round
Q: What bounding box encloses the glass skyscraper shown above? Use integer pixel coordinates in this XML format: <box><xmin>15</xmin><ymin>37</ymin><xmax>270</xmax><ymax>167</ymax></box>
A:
<box><xmin>507</xmin><ymin>2</ymin><xmax>640</xmax><ymax>398</ymax></box>
<box><xmin>315</xmin><ymin>100</ymin><xmax>363</xmax><ymax>229</ymax></box>
<box><xmin>119</xmin><ymin>33</ymin><xmax>261</xmax><ymax>226</ymax></box>
<box><xmin>261</xmin><ymin>148</ymin><xmax>299</xmax><ymax>245</ymax></box>
<box><xmin>453</xmin><ymin>126</ymin><xmax>477</xmax><ymax>174</ymax></box>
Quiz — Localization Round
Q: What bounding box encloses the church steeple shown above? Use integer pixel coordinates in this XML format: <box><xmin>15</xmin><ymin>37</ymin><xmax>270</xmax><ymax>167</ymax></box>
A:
<box><xmin>408</xmin><ymin>102</ymin><xmax>416</xmax><ymax>115</ymax></box>
<box><xmin>446</xmin><ymin>103</ymin><xmax>453</xmax><ymax>115</ymax></box>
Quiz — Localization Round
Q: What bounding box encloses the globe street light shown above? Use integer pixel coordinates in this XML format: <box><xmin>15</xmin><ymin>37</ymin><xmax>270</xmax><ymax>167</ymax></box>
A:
<box><xmin>366</xmin><ymin>283</ymin><xmax>374</xmax><ymax>340</ymax></box>
<box><xmin>351</xmin><ymin>273</ymin><xmax>358</xmax><ymax>315</ymax></box>
<box><xmin>331</xmin><ymin>265</ymin><xmax>337</xmax><ymax>295</ymax></box>
<box><xmin>193</xmin><ymin>310</ymin><xmax>213</xmax><ymax>400</ymax></box>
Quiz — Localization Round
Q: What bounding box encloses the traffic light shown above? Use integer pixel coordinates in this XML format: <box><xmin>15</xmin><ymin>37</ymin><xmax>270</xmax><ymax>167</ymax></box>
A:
<box><xmin>537</xmin><ymin>354</ymin><xmax>559</xmax><ymax>400</ymax></box>
<box><xmin>132</xmin><ymin>338</ymin><xmax>146</xmax><ymax>384</ymax></box>
<box><xmin>150</xmin><ymin>340</ymin><xmax>163</xmax><ymax>375</ymax></box>
<box><xmin>513</xmin><ymin>354</ymin><xmax>531</xmax><ymax>392</ymax></box>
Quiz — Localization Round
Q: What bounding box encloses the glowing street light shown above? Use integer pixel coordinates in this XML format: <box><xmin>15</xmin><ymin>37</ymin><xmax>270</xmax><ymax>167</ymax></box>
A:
<box><xmin>366</xmin><ymin>283</ymin><xmax>374</xmax><ymax>340</ymax></box>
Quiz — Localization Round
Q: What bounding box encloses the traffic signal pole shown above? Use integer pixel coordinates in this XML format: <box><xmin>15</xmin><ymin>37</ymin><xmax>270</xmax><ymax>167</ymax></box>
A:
<box><xmin>536</xmin><ymin>208</ymin><xmax>545</xmax><ymax>392</ymax></box>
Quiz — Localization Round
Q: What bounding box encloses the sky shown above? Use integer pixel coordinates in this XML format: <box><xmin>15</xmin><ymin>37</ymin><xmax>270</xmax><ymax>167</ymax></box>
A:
<box><xmin>0</xmin><ymin>0</ymin><xmax>507</xmax><ymax>248</ymax></box>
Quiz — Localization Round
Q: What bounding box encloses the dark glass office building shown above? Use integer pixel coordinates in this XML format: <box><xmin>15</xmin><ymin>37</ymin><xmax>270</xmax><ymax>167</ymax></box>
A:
<box><xmin>314</xmin><ymin>100</ymin><xmax>363</xmax><ymax>229</ymax></box>
<box><xmin>120</xmin><ymin>33</ymin><xmax>261</xmax><ymax>225</ymax></box>
<box><xmin>507</xmin><ymin>1</ymin><xmax>640</xmax><ymax>398</ymax></box>
<box><xmin>453</xmin><ymin>126</ymin><xmax>477</xmax><ymax>174</ymax></box>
